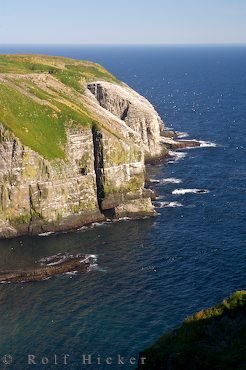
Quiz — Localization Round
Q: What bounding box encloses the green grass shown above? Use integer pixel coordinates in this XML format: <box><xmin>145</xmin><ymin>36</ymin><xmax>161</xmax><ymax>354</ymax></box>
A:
<box><xmin>0</xmin><ymin>55</ymin><xmax>51</xmax><ymax>74</ymax></box>
<box><xmin>139</xmin><ymin>291</ymin><xmax>246</xmax><ymax>370</ymax></box>
<box><xmin>0</xmin><ymin>82</ymin><xmax>94</xmax><ymax>159</ymax></box>
<box><xmin>0</xmin><ymin>55</ymin><xmax>119</xmax><ymax>88</ymax></box>
<box><xmin>0</xmin><ymin>54</ymin><xmax>120</xmax><ymax>159</ymax></box>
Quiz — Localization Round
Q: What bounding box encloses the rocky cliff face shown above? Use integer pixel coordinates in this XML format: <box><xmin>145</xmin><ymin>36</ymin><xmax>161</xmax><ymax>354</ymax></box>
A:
<box><xmin>0</xmin><ymin>121</ymin><xmax>156</xmax><ymax>238</ymax></box>
<box><xmin>87</xmin><ymin>81</ymin><xmax>165</xmax><ymax>160</ymax></box>
<box><xmin>0</xmin><ymin>55</ymin><xmax>166</xmax><ymax>238</ymax></box>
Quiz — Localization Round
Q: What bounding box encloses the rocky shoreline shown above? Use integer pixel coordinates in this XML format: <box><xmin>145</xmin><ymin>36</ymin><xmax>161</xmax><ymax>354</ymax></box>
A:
<box><xmin>0</xmin><ymin>129</ymin><xmax>200</xmax><ymax>239</ymax></box>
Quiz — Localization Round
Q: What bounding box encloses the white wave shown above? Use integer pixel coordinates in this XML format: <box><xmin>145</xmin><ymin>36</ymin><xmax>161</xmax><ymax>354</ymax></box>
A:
<box><xmin>176</xmin><ymin>131</ymin><xmax>188</xmax><ymax>138</ymax></box>
<box><xmin>46</xmin><ymin>258</ymin><xmax>66</xmax><ymax>266</ymax></box>
<box><xmin>161</xmin><ymin>178</ymin><xmax>182</xmax><ymax>184</ymax></box>
<box><xmin>64</xmin><ymin>271</ymin><xmax>78</xmax><ymax>276</ymax></box>
<box><xmin>168</xmin><ymin>150</ymin><xmax>187</xmax><ymax>161</ymax></box>
<box><xmin>78</xmin><ymin>220</ymin><xmax>111</xmax><ymax>232</ymax></box>
<box><xmin>176</xmin><ymin>140</ymin><xmax>217</xmax><ymax>149</ymax></box>
<box><xmin>78</xmin><ymin>225</ymin><xmax>92</xmax><ymax>231</ymax></box>
<box><xmin>82</xmin><ymin>254</ymin><xmax>98</xmax><ymax>264</ymax></box>
<box><xmin>91</xmin><ymin>222</ymin><xmax>105</xmax><ymax>227</ymax></box>
<box><xmin>39</xmin><ymin>252</ymin><xmax>97</xmax><ymax>267</ymax></box>
<box><xmin>88</xmin><ymin>263</ymin><xmax>99</xmax><ymax>272</ymax></box>
<box><xmin>198</xmin><ymin>140</ymin><xmax>217</xmax><ymax>147</ymax></box>
<box><xmin>150</xmin><ymin>177</ymin><xmax>182</xmax><ymax>184</ymax></box>
<box><xmin>172</xmin><ymin>188</ymin><xmax>210</xmax><ymax>195</ymax></box>
<box><xmin>38</xmin><ymin>231</ymin><xmax>54</xmax><ymax>237</ymax></box>
<box><xmin>85</xmin><ymin>254</ymin><xmax>97</xmax><ymax>259</ymax></box>
<box><xmin>149</xmin><ymin>178</ymin><xmax>160</xmax><ymax>184</ymax></box>
<box><xmin>155</xmin><ymin>201</ymin><xmax>183</xmax><ymax>208</ymax></box>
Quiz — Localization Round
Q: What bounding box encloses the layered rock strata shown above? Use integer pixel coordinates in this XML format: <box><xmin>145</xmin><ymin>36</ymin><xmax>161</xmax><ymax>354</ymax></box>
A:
<box><xmin>87</xmin><ymin>81</ymin><xmax>166</xmax><ymax>159</ymax></box>
<box><xmin>0</xmin><ymin>56</ymin><xmax>167</xmax><ymax>238</ymax></box>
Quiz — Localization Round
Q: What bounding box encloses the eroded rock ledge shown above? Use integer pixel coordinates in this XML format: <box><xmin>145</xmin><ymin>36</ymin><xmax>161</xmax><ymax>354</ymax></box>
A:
<box><xmin>0</xmin><ymin>254</ymin><xmax>94</xmax><ymax>283</ymax></box>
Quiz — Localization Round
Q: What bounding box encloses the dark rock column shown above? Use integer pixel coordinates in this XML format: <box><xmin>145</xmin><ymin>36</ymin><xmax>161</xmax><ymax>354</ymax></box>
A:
<box><xmin>92</xmin><ymin>125</ymin><xmax>105</xmax><ymax>210</ymax></box>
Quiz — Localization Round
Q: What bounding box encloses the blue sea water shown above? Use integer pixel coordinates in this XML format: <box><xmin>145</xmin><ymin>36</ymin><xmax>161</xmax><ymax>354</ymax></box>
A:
<box><xmin>0</xmin><ymin>45</ymin><xmax>245</xmax><ymax>369</ymax></box>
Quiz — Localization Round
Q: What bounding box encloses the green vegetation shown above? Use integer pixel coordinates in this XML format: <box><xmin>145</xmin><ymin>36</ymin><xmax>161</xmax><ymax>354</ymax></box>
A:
<box><xmin>0</xmin><ymin>54</ymin><xmax>119</xmax><ymax>88</ymax></box>
<box><xmin>104</xmin><ymin>173</ymin><xmax>144</xmax><ymax>196</ymax></box>
<box><xmin>0</xmin><ymin>83</ymin><xmax>67</xmax><ymax>159</ymax></box>
<box><xmin>8</xmin><ymin>214</ymin><xmax>31</xmax><ymax>227</ymax></box>
<box><xmin>0</xmin><ymin>54</ymin><xmax>119</xmax><ymax>159</ymax></box>
<box><xmin>139</xmin><ymin>291</ymin><xmax>246</xmax><ymax>370</ymax></box>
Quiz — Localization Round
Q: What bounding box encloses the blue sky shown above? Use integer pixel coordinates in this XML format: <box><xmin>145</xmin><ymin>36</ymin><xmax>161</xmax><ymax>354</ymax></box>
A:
<box><xmin>1</xmin><ymin>0</ymin><xmax>246</xmax><ymax>44</ymax></box>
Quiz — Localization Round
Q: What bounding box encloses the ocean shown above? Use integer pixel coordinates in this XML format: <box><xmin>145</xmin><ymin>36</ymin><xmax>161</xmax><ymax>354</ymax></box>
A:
<box><xmin>0</xmin><ymin>45</ymin><xmax>245</xmax><ymax>369</ymax></box>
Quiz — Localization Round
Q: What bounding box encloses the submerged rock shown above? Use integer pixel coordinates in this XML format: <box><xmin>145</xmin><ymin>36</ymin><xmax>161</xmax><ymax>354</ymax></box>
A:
<box><xmin>0</xmin><ymin>254</ymin><xmax>94</xmax><ymax>283</ymax></box>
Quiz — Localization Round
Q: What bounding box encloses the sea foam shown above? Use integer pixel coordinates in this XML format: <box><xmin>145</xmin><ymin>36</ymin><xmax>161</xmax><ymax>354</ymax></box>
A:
<box><xmin>155</xmin><ymin>201</ymin><xmax>184</xmax><ymax>208</ymax></box>
<box><xmin>198</xmin><ymin>140</ymin><xmax>217</xmax><ymax>147</ymax></box>
<box><xmin>150</xmin><ymin>177</ymin><xmax>182</xmax><ymax>184</ymax></box>
<box><xmin>38</xmin><ymin>231</ymin><xmax>55</xmax><ymax>237</ymax></box>
<box><xmin>176</xmin><ymin>131</ymin><xmax>189</xmax><ymax>138</ymax></box>
<box><xmin>172</xmin><ymin>188</ymin><xmax>210</xmax><ymax>195</ymax></box>
<box><xmin>168</xmin><ymin>151</ymin><xmax>187</xmax><ymax>162</ymax></box>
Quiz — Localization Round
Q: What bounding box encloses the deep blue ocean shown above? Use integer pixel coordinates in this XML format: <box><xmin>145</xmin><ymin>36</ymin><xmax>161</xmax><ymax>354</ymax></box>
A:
<box><xmin>0</xmin><ymin>45</ymin><xmax>245</xmax><ymax>369</ymax></box>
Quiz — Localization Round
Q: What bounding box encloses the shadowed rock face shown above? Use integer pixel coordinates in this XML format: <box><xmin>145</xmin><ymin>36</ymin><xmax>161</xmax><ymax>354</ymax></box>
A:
<box><xmin>0</xmin><ymin>254</ymin><xmax>94</xmax><ymax>283</ymax></box>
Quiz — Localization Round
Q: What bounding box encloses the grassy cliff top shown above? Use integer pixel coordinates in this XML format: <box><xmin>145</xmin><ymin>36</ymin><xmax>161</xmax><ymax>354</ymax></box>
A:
<box><xmin>0</xmin><ymin>54</ymin><xmax>119</xmax><ymax>159</ymax></box>
<box><xmin>0</xmin><ymin>54</ymin><xmax>118</xmax><ymax>86</ymax></box>
<box><xmin>139</xmin><ymin>291</ymin><xmax>246</xmax><ymax>370</ymax></box>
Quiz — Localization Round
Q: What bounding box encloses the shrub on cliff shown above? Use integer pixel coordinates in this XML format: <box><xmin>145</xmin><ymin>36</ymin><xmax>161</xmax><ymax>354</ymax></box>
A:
<box><xmin>138</xmin><ymin>291</ymin><xmax>246</xmax><ymax>370</ymax></box>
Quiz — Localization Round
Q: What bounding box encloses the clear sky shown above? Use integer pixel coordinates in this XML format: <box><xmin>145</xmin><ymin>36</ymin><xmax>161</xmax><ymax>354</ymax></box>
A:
<box><xmin>1</xmin><ymin>0</ymin><xmax>246</xmax><ymax>45</ymax></box>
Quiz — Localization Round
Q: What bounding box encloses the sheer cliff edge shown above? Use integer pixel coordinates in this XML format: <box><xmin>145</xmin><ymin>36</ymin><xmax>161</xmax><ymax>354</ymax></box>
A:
<box><xmin>0</xmin><ymin>55</ymin><xmax>167</xmax><ymax>238</ymax></box>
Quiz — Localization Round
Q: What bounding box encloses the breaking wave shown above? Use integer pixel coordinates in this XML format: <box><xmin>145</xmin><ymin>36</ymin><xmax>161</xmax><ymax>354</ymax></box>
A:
<box><xmin>155</xmin><ymin>201</ymin><xmax>184</xmax><ymax>208</ymax></box>
<box><xmin>172</xmin><ymin>188</ymin><xmax>210</xmax><ymax>195</ymax></box>
<box><xmin>39</xmin><ymin>253</ymin><xmax>97</xmax><ymax>267</ymax></box>
<box><xmin>38</xmin><ymin>231</ymin><xmax>55</xmax><ymax>237</ymax></box>
<box><xmin>176</xmin><ymin>131</ymin><xmax>188</xmax><ymax>138</ymax></box>
<box><xmin>150</xmin><ymin>177</ymin><xmax>182</xmax><ymax>185</ymax></box>
<box><xmin>198</xmin><ymin>140</ymin><xmax>217</xmax><ymax>147</ymax></box>
<box><xmin>168</xmin><ymin>150</ymin><xmax>187</xmax><ymax>162</ymax></box>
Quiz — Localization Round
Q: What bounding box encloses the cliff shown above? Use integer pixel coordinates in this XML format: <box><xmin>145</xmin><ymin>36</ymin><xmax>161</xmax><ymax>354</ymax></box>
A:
<box><xmin>0</xmin><ymin>55</ymin><xmax>166</xmax><ymax>238</ymax></box>
<box><xmin>138</xmin><ymin>291</ymin><xmax>246</xmax><ymax>370</ymax></box>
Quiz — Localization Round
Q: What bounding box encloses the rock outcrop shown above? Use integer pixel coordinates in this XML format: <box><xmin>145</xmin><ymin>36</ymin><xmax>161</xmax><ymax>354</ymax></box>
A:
<box><xmin>0</xmin><ymin>253</ymin><xmax>95</xmax><ymax>283</ymax></box>
<box><xmin>160</xmin><ymin>136</ymin><xmax>201</xmax><ymax>149</ymax></box>
<box><xmin>0</xmin><ymin>55</ymin><xmax>166</xmax><ymax>238</ymax></box>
